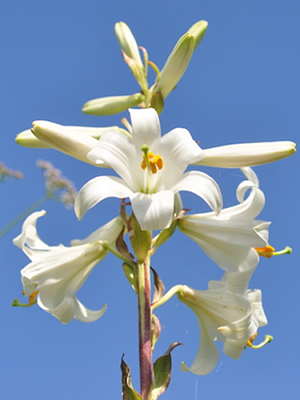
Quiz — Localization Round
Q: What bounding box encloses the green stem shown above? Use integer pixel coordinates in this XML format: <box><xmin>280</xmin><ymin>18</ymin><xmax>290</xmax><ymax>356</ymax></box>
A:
<box><xmin>137</xmin><ymin>255</ymin><xmax>152</xmax><ymax>399</ymax></box>
<box><xmin>151</xmin><ymin>285</ymin><xmax>182</xmax><ymax>310</ymax></box>
<box><xmin>0</xmin><ymin>195</ymin><xmax>48</xmax><ymax>239</ymax></box>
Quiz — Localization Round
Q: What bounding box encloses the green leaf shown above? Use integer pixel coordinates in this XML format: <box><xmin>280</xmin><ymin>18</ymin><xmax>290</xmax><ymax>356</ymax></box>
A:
<box><xmin>149</xmin><ymin>343</ymin><xmax>183</xmax><ymax>399</ymax></box>
<box><xmin>151</xmin><ymin>219</ymin><xmax>178</xmax><ymax>252</ymax></box>
<box><xmin>151</xmin><ymin>267</ymin><xmax>165</xmax><ymax>304</ymax></box>
<box><xmin>122</xmin><ymin>262</ymin><xmax>137</xmax><ymax>293</ymax></box>
<box><xmin>121</xmin><ymin>356</ymin><xmax>143</xmax><ymax>400</ymax></box>
<box><xmin>151</xmin><ymin>313</ymin><xmax>162</xmax><ymax>351</ymax></box>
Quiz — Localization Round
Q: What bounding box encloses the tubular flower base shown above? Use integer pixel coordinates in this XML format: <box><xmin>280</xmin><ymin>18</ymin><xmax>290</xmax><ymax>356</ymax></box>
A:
<box><xmin>75</xmin><ymin>108</ymin><xmax>222</xmax><ymax>231</ymax></box>
<box><xmin>13</xmin><ymin>211</ymin><xmax>124</xmax><ymax>323</ymax></box>
<box><xmin>178</xmin><ymin>168</ymin><xmax>270</xmax><ymax>273</ymax></box>
<box><xmin>177</xmin><ymin>284</ymin><xmax>267</xmax><ymax>375</ymax></box>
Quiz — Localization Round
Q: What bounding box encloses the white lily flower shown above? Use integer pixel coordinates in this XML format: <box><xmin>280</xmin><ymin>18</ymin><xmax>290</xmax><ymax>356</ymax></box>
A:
<box><xmin>177</xmin><ymin>284</ymin><xmax>267</xmax><ymax>375</ymax></box>
<box><xmin>13</xmin><ymin>210</ymin><xmax>124</xmax><ymax>324</ymax></box>
<box><xmin>195</xmin><ymin>141</ymin><xmax>296</xmax><ymax>168</ymax></box>
<box><xmin>178</xmin><ymin>168</ymin><xmax>270</xmax><ymax>273</ymax></box>
<box><xmin>74</xmin><ymin>108</ymin><xmax>223</xmax><ymax>231</ymax></box>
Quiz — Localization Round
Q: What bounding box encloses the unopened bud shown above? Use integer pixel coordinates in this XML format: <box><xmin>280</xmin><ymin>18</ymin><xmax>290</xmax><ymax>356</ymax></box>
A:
<box><xmin>30</xmin><ymin>121</ymin><xmax>100</xmax><ymax>165</ymax></box>
<box><xmin>188</xmin><ymin>20</ymin><xmax>208</xmax><ymax>49</ymax></box>
<box><xmin>115</xmin><ymin>22</ymin><xmax>143</xmax><ymax>66</ymax></box>
<box><xmin>82</xmin><ymin>93</ymin><xmax>144</xmax><ymax>116</ymax></box>
<box><xmin>155</xmin><ymin>34</ymin><xmax>195</xmax><ymax>99</ymax></box>
<box><xmin>155</xmin><ymin>21</ymin><xmax>208</xmax><ymax>99</ymax></box>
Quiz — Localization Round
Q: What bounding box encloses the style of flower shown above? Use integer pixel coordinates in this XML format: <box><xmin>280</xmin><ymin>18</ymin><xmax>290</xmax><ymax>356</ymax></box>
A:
<box><xmin>13</xmin><ymin>210</ymin><xmax>124</xmax><ymax>324</ymax></box>
<box><xmin>178</xmin><ymin>168</ymin><xmax>270</xmax><ymax>273</ymax></box>
<box><xmin>177</xmin><ymin>283</ymin><xmax>267</xmax><ymax>375</ymax></box>
<box><xmin>75</xmin><ymin>108</ymin><xmax>223</xmax><ymax>231</ymax></box>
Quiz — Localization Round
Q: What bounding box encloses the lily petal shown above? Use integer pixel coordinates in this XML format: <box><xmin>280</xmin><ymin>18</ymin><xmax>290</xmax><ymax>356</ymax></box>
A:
<box><xmin>88</xmin><ymin>131</ymin><xmax>142</xmax><ymax>191</ymax></box>
<box><xmin>129</xmin><ymin>108</ymin><xmax>161</xmax><ymax>150</ymax></box>
<box><xmin>130</xmin><ymin>190</ymin><xmax>174</xmax><ymax>231</ymax></box>
<box><xmin>157</xmin><ymin>128</ymin><xmax>204</xmax><ymax>189</ymax></box>
<box><xmin>75</xmin><ymin>176</ymin><xmax>133</xmax><ymax>220</ymax></box>
<box><xmin>180</xmin><ymin>315</ymin><xmax>220</xmax><ymax>375</ymax></box>
<box><xmin>172</xmin><ymin>170</ymin><xmax>223</xmax><ymax>215</ymax></box>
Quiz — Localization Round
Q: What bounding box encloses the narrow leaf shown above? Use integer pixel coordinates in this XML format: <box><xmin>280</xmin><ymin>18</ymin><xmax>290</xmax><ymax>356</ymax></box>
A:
<box><xmin>121</xmin><ymin>355</ymin><xmax>143</xmax><ymax>400</ymax></box>
<box><xmin>151</xmin><ymin>267</ymin><xmax>165</xmax><ymax>304</ymax></box>
<box><xmin>150</xmin><ymin>343</ymin><xmax>183</xmax><ymax>399</ymax></box>
<box><xmin>151</xmin><ymin>313</ymin><xmax>162</xmax><ymax>351</ymax></box>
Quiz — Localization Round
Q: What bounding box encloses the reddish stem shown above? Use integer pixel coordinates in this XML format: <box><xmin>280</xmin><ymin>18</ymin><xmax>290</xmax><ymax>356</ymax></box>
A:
<box><xmin>137</xmin><ymin>258</ymin><xmax>152</xmax><ymax>399</ymax></box>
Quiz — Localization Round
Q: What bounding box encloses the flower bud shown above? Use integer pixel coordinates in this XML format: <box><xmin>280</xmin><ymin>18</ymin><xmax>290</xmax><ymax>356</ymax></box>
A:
<box><xmin>195</xmin><ymin>141</ymin><xmax>296</xmax><ymax>168</ymax></box>
<box><xmin>30</xmin><ymin>121</ymin><xmax>100</xmax><ymax>165</ymax></box>
<box><xmin>115</xmin><ymin>22</ymin><xmax>143</xmax><ymax>66</ymax></box>
<box><xmin>82</xmin><ymin>93</ymin><xmax>144</xmax><ymax>116</ymax></box>
<box><xmin>155</xmin><ymin>20</ymin><xmax>208</xmax><ymax>99</ymax></box>
<box><xmin>155</xmin><ymin>34</ymin><xmax>194</xmax><ymax>99</ymax></box>
<box><xmin>188</xmin><ymin>20</ymin><xmax>208</xmax><ymax>49</ymax></box>
<box><xmin>16</xmin><ymin>125</ymin><xmax>128</xmax><ymax>148</ymax></box>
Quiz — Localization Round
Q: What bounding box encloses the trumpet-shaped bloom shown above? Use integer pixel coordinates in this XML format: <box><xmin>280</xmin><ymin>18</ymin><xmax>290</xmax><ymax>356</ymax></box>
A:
<box><xmin>177</xmin><ymin>284</ymin><xmax>267</xmax><ymax>375</ymax></box>
<box><xmin>13</xmin><ymin>210</ymin><xmax>123</xmax><ymax>324</ymax></box>
<box><xmin>75</xmin><ymin>108</ymin><xmax>223</xmax><ymax>231</ymax></box>
<box><xmin>178</xmin><ymin>168</ymin><xmax>270</xmax><ymax>273</ymax></box>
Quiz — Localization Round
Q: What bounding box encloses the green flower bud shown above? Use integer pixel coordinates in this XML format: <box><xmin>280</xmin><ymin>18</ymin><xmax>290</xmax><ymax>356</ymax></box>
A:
<box><xmin>155</xmin><ymin>20</ymin><xmax>208</xmax><ymax>99</ymax></box>
<box><xmin>115</xmin><ymin>22</ymin><xmax>143</xmax><ymax>66</ymax></box>
<box><xmin>82</xmin><ymin>93</ymin><xmax>144</xmax><ymax>116</ymax></box>
<box><xmin>155</xmin><ymin>34</ymin><xmax>195</xmax><ymax>99</ymax></box>
<box><xmin>188</xmin><ymin>20</ymin><xmax>208</xmax><ymax>49</ymax></box>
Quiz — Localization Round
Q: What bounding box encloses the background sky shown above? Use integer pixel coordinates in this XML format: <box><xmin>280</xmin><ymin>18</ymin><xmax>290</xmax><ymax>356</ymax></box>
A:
<box><xmin>1</xmin><ymin>1</ymin><xmax>299</xmax><ymax>399</ymax></box>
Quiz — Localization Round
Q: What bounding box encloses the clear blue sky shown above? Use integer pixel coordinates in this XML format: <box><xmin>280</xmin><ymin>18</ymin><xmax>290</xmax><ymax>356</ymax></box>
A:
<box><xmin>1</xmin><ymin>1</ymin><xmax>299</xmax><ymax>399</ymax></box>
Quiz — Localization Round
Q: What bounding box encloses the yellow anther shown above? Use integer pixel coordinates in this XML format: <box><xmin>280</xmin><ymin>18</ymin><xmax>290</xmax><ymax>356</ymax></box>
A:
<box><xmin>149</xmin><ymin>161</ymin><xmax>158</xmax><ymax>174</ymax></box>
<box><xmin>29</xmin><ymin>290</ymin><xmax>39</xmax><ymax>305</ymax></box>
<box><xmin>141</xmin><ymin>150</ymin><xmax>164</xmax><ymax>174</ymax></box>
<box><xmin>141</xmin><ymin>157</ymin><xmax>147</xmax><ymax>170</ymax></box>
<box><xmin>255</xmin><ymin>245</ymin><xmax>292</xmax><ymax>258</ymax></box>
<box><xmin>246</xmin><ymin>332</ymin><xmax>258</xmax><ymax>347</ymax></box>
<box><xmin>247</xmin><ymin>334</ymin><xmax>273</xmax><ymax>349</ymax></box>
<box><xmin>255</xmin><ymin>245</ymin><xmax>275</xmax><ymax>258</ymax></box>
<box><xmin>153</xmin><ymin>155</ymin><xmax>164</xmax><ymax>170</ymax></box>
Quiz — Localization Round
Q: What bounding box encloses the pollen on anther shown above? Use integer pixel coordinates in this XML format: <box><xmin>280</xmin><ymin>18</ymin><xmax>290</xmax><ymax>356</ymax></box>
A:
<box><xmin>141</xmin><ymin>152</ymin><xmax>164</xmax><ymax>174</ymax></box>
<box><xmin>29</xmin><ymin>290</ymin><xmax>39</xmax><ymax>305</ymax></box>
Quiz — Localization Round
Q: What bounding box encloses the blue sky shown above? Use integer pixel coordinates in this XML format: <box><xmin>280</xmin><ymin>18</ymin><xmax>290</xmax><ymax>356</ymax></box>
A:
<box><xmin>1</xmin><ymin>1</ymin><xmax>299</xmax><ymax>399</ymax></box>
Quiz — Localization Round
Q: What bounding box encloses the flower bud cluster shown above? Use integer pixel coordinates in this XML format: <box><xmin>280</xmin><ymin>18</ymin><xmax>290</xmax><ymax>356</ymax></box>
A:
<box><xmin>82</xmin><ymin>20</ymin><xmax>208</xmax><ymax>115</ymax></box>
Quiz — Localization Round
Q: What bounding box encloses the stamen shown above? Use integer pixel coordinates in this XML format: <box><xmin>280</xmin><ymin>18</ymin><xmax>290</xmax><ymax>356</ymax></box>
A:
<box><xmin>12</xmin><ymin>289</ymin><xmax>39</xmax><ymax>308</ymax></box>
<box><xmin>141</xmin><ymin>146</ymin><xmax>164</xmax><ymax>174</ymax></box>
<box><xmin>247</xmin><ymin>334</ymin><xmax>273</xmax><ymax>349</ymax></box>
<box><xmin>255</xmin><ymin>245</ymin><xmax>292</xmax><ymax>258</ymax></box>
<box><xmin>29</xmin><ymin>290</ymin><xmax>39</xmax><ymax>305</ymax></box>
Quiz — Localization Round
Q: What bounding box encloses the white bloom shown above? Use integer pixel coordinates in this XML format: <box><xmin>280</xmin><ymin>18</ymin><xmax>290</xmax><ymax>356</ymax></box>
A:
<box><xmin>75</xmin><ymin>108</ymin><xmax>222</xmax><ymax>231</ymax></box>
<box><xmin>178</xmin><ymin>168</ymin><xmax>270</xmax><ymax>273</ymax></box>
<box><xmin>178</xmin><ymin>284</ymin><xmax>267</xmax><ymax>375</ymax></box>
<box><xmin>13</xmin><ymin>210</ymin><xmax>123</xmax><ymax>324</ymax></box>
